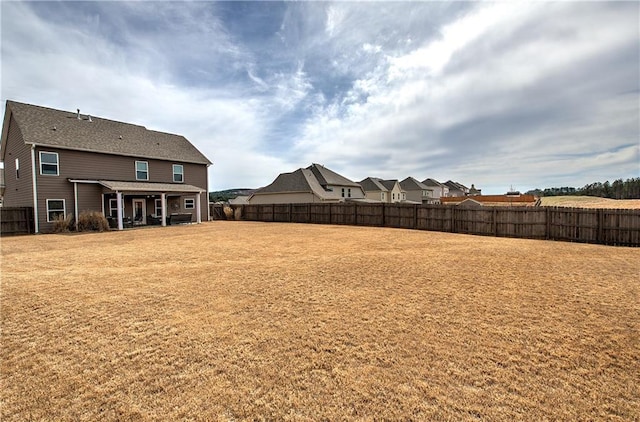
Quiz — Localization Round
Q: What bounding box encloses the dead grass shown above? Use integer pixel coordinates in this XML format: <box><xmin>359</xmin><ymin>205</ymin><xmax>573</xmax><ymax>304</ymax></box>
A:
<box><xmin>540</xmin><ymin>195</ymin><xmax>640</xmax><ymax>209</ymax></box>
<box><xmin>1</xmin><ymin>222</ymin><xmax>639</xmax><ymax>421</ymax></box>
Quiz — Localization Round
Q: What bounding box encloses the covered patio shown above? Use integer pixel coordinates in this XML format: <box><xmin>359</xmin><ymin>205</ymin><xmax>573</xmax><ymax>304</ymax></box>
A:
<box><xmin>69</xmin><ymin>179</ymin><xmax>206</xmax><ymax>230</ymax></box>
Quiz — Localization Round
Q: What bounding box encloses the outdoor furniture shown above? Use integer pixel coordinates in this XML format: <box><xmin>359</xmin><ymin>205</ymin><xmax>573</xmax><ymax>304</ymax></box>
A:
<box><xmin>167</xmin><ymin>213</ymin><xmax>192</xmax><ymax>225</ymax></box>
<box><xmin>147</xmin><ymin>215</ymin><xmax>162</xmax><ymax>225</ymax></box>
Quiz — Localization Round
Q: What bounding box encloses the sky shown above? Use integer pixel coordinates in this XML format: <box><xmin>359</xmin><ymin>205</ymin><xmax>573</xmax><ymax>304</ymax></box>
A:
<box><xmin>1</xmin><ymin>1</ymin><xmax>638</xmax><ymax>194</ymax></box>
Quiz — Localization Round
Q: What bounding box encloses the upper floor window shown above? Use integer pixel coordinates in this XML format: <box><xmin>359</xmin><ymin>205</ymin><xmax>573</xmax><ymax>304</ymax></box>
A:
<box><xmin>347</xmin><ymin>188</ymin><xmax>351</xmax><ymax>198</ymax></box>
<box><xmin>135</xmin><ymin>161</ymin><xmax>148</xmax><ymax>180</ymax></box>
<box><xmin>40</xmin><ymin>152</ymin><xmax>59</xmax><ymax>176</ymax></box>
<box><xmin>173</xmin><ymin>164</ymin><xmax>184</xmax><ymax>183</ymax></box>
<box><xmin>341</xmin><ymin>188</ymin><xmax>345</xmax><ymax>198</ymax></box>
<box><xmin>381</xmin><ymin>192</ymin><xmax>385</xmax><ymax>201</ymax></box>
<box><xmin>15</xmin><ymin>158</ymin><xmax>19</xmax><ymax>179</ymax></box>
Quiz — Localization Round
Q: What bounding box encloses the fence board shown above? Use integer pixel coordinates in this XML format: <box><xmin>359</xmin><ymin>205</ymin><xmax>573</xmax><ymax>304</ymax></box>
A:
<box><xmin>0</xmin><ymin>207</ymin><xmax>34</xmax><ymax>235</ymax></box>
<box><xmin>212</xmin><ymin>203</ymin><xmax>640</xmax><ymax>246</ymax></box>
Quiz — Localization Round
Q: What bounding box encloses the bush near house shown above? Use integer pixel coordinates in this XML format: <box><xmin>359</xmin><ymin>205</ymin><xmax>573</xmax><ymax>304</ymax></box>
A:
<box><xmin>77</xmin><ymin>211</ymin><xmax>110</xmax><ymax>232</ymax></box>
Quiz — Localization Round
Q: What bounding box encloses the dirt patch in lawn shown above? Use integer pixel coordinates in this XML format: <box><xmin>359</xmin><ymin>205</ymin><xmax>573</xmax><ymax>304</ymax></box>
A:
<box><xmin>2</xmin><ymin>222</ymin><xmax>639</xmax><ymax>421</ymax></box>
<box><xmin>539</xmin><ymin>195</ymin><xmax>640</xmax><ymax>209</ymax></box>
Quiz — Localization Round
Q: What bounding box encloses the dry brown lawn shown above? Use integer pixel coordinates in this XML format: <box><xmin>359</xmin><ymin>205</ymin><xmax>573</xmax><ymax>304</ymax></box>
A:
<box><xmin>540</xmin><ymin>196</ymin><xmax>640</xmax><ymax>209</ymax></box>
<box><xmin>1</xmin><ymin>222</ymin><xmax>639</xmax><ymax>421</ymax></box>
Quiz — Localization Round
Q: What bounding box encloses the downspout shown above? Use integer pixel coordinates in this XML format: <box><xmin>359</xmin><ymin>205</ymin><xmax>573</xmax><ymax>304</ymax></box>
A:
<box><xmin>30</xmin><ymin>145</ymin><xmax>39</xmax><ymax>233</ymax></box>
<box><xmin>73</xmin><ymin>182</ymin><xmax>79</xmax><ymax>231</ymax></box>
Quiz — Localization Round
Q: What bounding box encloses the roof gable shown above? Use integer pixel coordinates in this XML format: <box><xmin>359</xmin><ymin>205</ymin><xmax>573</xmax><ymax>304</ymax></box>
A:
<box><xmin>307</xmin><ymin>163</ymin><xmax>360</xmax><ymax>188</ymax></box>
<box><xmin>399</xmin><ymin>177</ymin><xmax>429</xmax><ymax>191</ymax></box>
<box><xmin>359</xmin><ymin>177</ymin><xmax>388</xmax><ymax>192</ymax></box>
<box><xmin>4</xmin><ymin>101</ymin><xmax>211</xmax><ymax>165</ymax></box>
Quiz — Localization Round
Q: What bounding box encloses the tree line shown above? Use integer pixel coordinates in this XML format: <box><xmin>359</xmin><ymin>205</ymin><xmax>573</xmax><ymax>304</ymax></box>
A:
<box><xmin>526</xmin><ymin>178</ymin><xmax>640</xmax><ymax>199</ymax></box>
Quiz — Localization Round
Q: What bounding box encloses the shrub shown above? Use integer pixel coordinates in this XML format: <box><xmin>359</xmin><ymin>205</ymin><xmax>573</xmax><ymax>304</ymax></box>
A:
<box><xmin>77</xmin><ymin>211</ymin><xmax>110</xmax><ymax>232</ymax></box>
<box><xmin>52</xmin><ymin>213</ymin><xmax>73</xmax><ymax>233</ymax></box>
<box><xmin>223</xmin><ymin>205</ymin><xmax>234</xmax><ymax>220</ymax></box>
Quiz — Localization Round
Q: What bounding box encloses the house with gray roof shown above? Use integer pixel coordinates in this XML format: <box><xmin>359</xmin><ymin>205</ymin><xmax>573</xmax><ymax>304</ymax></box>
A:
<box><xmin>421</xmin><ymin>178</ymin><xmax>449</xmax><ymax>199</ymax></box>
<box><xmin>399</xmin><ymin>177</ymin><xmax>436</xmax><ymax>204</ymax></box>
<box><xmin>0</xmin><ymin>100</ymin><xmax>211</xmax><ymax>233</ymax></box>
<box><xmin>359</xmin><ymin>177</ymin><xmax>406</xmax><ymax>203</ymax></box>
<box><xmin>247</xmin><ymin>164</ymin><xmax>365</xmax><ymax>204</ymax></box>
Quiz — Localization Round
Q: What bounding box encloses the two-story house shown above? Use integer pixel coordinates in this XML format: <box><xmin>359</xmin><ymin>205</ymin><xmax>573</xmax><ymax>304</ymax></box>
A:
<box><xmin>0</xmin><ymin>101</ymin><xmax>211</xmax><ymax>233</ymax></box>
<box><xmin>359</xmin><ymin>177</ymin><xmax>406</xmax><ymax>203</ymax></box>
<box><xmin>247</xmin><ymin>163</ymin><xmax>365</xmax><ymax>204</ymax></box>
<box><xmin>422</xmin><ymin>178</ymin><xmax>449</xmax><ymax>199</ymax></box>
<box><xmin>399</xmin><ymin>177</ymin><xmax>435</xmax><ymax>204</ymax></box>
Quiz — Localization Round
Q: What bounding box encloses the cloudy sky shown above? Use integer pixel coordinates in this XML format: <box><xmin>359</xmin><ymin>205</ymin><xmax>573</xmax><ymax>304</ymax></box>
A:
<box><xmin>1</xmin><ymin>1</ymin><xmax>638</xmax><ymax>193</ymax></box>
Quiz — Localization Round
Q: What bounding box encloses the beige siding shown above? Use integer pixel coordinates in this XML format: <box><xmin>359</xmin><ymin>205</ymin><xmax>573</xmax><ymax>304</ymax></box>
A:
<box><xmin>248</xmin><ymin>192</ymin><xmax>320</xmax><ymax>204</ymax></box>
<box><xmin>2</xmin><ymin>115</ymin><xmax>34</xmax><ymax>208</ymax></box>
<box><xmin>363</xmin><ymin>190</ymin><xmax>385</xmax><ymax>202</ymax></box>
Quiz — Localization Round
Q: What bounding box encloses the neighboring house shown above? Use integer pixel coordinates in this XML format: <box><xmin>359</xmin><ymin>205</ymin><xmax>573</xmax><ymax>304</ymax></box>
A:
<box><xmin>422</xmin><ymin>178</ymin><xmax>449</xmax><ymax>199</ymax></box>
<box><xmin>399</xmin><ymin>177</ymin><xmax>435</xmax><ymax>204</ymax></box>
<box><xmin>359</xmin><ymin>177</ymin><xmax>389</xmax><ymax>202</ymax></box>
<box><xmin>441</xmin><ymin>194</ymin><xmax>538</xmax><ymax>207</ymax></box>
<box><xmin>359</xmin><ymin>177</ymin><xmax>406</xmax><ymax>203</ymax></box>
<box><xmin>468</xmin><ymin>184</ymin><xmax>482</xmax><ymax>196</ymax></box>
<box><xmin>248</xmin><ymin>163</ymin><xmax>365</xmax><ymax>204</ymax></box>
<box><xmin>0</xmin><ymin>100</ymin><xmax>211</xmax><ymax>233</ymax></box>
<box><xmin>444</xmin><ymin>180</ymin><xmax>469</xmax><ymax>197</ymax></box>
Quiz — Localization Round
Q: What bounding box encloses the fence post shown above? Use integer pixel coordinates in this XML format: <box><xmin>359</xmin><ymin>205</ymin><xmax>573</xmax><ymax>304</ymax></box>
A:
<box><xmin>493</xmin><ymin>208</ymin><xmax>498</xmax><ymax>236</ymax></box>
<box><xmin>545</xmin><ymin>207</ymin><xmax>551</xmax><ymax>240</ymax></box>
<box><xmin>382</xmin><ymin>203</ymin><xmax>386</xmax><ymax>227</ymax></box>
<box><xmin>288</xmin><ymin>203</ymin><xmax>292</xmax><ymax>222</ymax></box>
<box><xmin>596</xmin><ymin>209</ymin><xmax>604</xmax><ymax>244</ymax></box>
<box><xmin>354</xmin><ymin>203</ymin><xmax>358</xmax><ymax>225</ymax></box>
<box><xmin>450</xmin><ymin>207</ymin><xmax>455</xmax><ymax>233</ymax></box>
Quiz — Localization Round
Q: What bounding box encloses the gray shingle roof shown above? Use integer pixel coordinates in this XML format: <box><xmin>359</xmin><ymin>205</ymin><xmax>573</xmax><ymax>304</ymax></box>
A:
<box><xmin>422</xmin><ymin>178</ymin><xmax>445</xmax><ymax>187</ymax></box>
<box><xmin>4</xmin><ymin>101</ymin><xmax>211</xmax><ymax>165</ymax></box>
<box><xmin>307</xmin><ymin>163</ymin><xmax>360</xmax><ymax>188</ymax></box>
<box><xmin>400</xmin><ymin>177</ymin><xmax>430</xmax><ymax>191</ymax></box>
<box><xmin>359</xmin><ymin>177</ymin><xmax>388</xmax><ymax>192</ymax></box>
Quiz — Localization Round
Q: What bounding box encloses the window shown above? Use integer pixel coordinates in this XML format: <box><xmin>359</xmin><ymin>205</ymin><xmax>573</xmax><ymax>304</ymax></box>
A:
<box><xmin>392</xmin><ymin>193</ymin><xmax>395</xmax><ymax>200</ymax></box>
<box><xmin>184</xmin><ymin>198</ymin><xmax>195</xmax><ymax>209</ymax></box>
<box><xmin>341</xmin><ymin>188</ymin><xmax>345</xmax><ymax>198</ymax></box>
<box><xmin>135</xmin><ymin>161</ymin><xmax>148</xmax><ymax>180</ymax></box>
<box><xmin>15</xmin><ymin>158</ymin><xmax>19</xmax><ymax>179</ymax></box>
<box><xmin>109</xmin><ymin>199</ymin><xmax>118</xmax><ymax>218</ymax></box>
<box><xmin>46</xmin><ymin>199</ymin><xmax>65</xmax><ymax>222</ymax></box>
<box><xmin>381</xmin><ymin>192</ymin><xmax>385</xmax><ymax>201</ymax></box>
<box><xmin>155</xmin><ymin>199</ymin><xmax>163</xmax><ymax>216</ymax></box>
<box><xmin>348</xmin><ymin>188</ymin><xmax>351</xmax><ymax>198</ymax></box>
<box><xmin>40</xmin><ymin>152</ymin><xmax>59</xmax><ymax>175</ymax></box>
<box><xmin>173</xmin><ymin>164</ymin><xmax>184</xmax><ymax>183</ymax></box>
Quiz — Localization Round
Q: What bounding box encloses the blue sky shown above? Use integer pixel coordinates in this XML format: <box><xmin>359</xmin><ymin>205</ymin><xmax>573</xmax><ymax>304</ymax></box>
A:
<box><xmin>1</xmin><ymin>1</ymin><xmax>638</xmax><ymax>193</ymax></box>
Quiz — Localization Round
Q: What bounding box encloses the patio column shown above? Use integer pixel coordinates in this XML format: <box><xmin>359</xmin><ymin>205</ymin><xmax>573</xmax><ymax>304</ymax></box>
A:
<box><xmin>73</xmin><ymin>182</ymin><xmax>79</xmax><ymax>231</ymax></box>
<box><xmin>116</xmin><ymin>191</ymin><xmax>124</xmax><ymax>230</ymax></box>
<box><xmin>196</xmin><ymin>192</ymin><xmax>202</xmax><ymax>224</ymax></box>
<box><xmin>161</xmin><ymin>193</ymin><xmax>167</xmax><ymax>227</ymax></box>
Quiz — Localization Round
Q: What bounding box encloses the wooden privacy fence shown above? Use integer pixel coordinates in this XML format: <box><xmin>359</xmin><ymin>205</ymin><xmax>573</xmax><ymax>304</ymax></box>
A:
<box><xmin>213</xmin><ymin>203</ymin><xmax>640</xmax><ymax>247</ymax></box>
<box><xmin>0</xmin><ymin>207</ymin><xmax>34</xmax><ymax>236</ymax></box>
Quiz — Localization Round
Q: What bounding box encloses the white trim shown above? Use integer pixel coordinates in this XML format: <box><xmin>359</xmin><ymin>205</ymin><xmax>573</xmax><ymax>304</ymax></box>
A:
<box><xmin>161</xmin><ymin>193</ymin><xmax>167</xmax><ymax>227</ymax></box>
<box><xmin>184</xmin><ymin>197</ymin><xmax>195</xmax><ymax>209</ymax></box>
<box><xmin>46</xmin><ymin>199</ymin><xmax>66</xmax><ymax>222</ymax></box>
<box><xmin>196</xmin><ymin>194</ymin><xmax>201</xmax><ymax>224</ymax></box>
<box><xmin>135</xmin><ymin>160</ymin><xmax>149</xmax><ymax>181</ymax></box>
<box><xmin>30</xmin><ymin>146</ymin><xmax>39</xmax><ymax>233</ymax></box>
<box><xmin>39</xmin><ymin>151</ymin><xmax>59</xmax><ymax>176</ymax></box>
<box><xmin>172</xmin><ymin>164</ymin><xmax>184</xmax><ymax>183</ymax></box>
<box><xmin>116</xmin><ymin>192</ymin><xmax>123</xmax><ymax>230</ymax></box>
<box><xmin>73</xmin><ymin>182</ymin><xmax>79</xmax><ymax>230</ymax></box>
<box><xmin>132</xmin><ymin>198</ymin><xmax>147</xmax><ymax>225</ymax></box>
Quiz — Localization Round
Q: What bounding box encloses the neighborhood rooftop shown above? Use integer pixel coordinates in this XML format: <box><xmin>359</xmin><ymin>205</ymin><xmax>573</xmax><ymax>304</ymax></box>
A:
<box><xmin>2</xmin><ymin>101</ymin><xmax>211</xmax><ymax>165</ymax></box>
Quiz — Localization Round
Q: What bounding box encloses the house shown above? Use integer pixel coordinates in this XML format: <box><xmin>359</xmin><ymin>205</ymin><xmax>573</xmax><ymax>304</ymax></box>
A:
<box><xmin>399</xmin><ymin>177</ymin><xmax>436</xmax><ymax>204</ymax></box>
<box><xmin>0</xmin><ymin>100</ymin><xmax>211</xmax><ymax>233</ymax></box>
<box><xmin>359</xmin><ymin>177</ymin><xmax>406</xmax><ymax>203</ymax></box>
<box><xmin>444</xmin><ymin>180</ymin><xmax>469</xmax><ymax>197</ymax></box>
<box><xmin>0</xmin><ymin>168</ymin><xmax>4</xmax><ymax>206</ymax></box>
<box><xmin>421</xmin><ymin>178</ymin><xmax>449</xmax><ymax>199</ymax></box>
<box><xmin>247</xmin><ymin>164</ymin><xmax>365</xmax><ymax>204</ymax></box>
